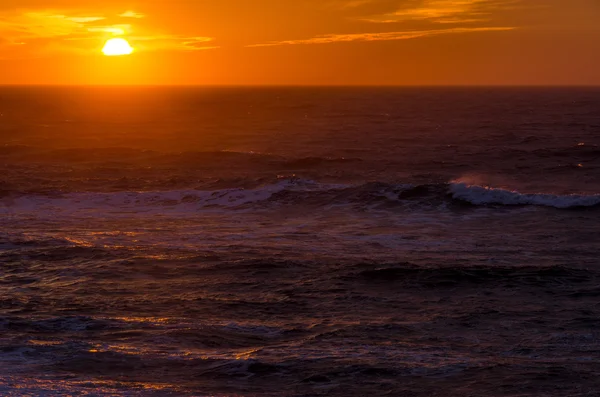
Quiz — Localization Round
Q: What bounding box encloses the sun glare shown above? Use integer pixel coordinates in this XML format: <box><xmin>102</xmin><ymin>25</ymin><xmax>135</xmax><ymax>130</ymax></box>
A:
<box><xmin>102</xmin><ymin>38</ymin><xmax>134</xmax><ymax>56</ymax></box>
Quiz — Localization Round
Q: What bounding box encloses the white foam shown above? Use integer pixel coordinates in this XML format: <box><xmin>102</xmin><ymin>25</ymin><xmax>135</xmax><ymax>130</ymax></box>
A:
<box><xmin>450</xmin><ymin>182</ymin><xmax>600</xmax><ymax>209</ymax></box>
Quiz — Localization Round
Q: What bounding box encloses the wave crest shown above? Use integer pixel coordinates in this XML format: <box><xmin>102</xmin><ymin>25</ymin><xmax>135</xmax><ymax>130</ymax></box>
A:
<box><xmin>450</xmin><ymin>182</ymin><xmax>600</xmax><ymax>209</ymax></box>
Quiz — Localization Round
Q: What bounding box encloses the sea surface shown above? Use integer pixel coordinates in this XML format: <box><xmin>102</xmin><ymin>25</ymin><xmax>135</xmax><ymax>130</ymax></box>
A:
<box><xmin>1</xmin><ymin>86</ymin><xmax>600</xmax><ymax>396</ymax></box>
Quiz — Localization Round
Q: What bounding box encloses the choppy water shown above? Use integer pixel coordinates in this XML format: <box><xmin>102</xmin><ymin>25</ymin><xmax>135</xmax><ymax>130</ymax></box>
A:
<box><xmin>1</xmin><ymin>87</ymin><xmax>600</xmax><ymax>396</ymax></box>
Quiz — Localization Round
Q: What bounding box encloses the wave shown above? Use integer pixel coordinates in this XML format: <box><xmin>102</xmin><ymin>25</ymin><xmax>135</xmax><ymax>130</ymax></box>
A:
<box><xmin>2</xmin><ymin>178</ymin><xmax>600</xmax><ymax>216</ymax></box>
<box><xmin>450</xmin><ymin>182</ymin><xmax>600</xmax><ymax>208</ymax></box>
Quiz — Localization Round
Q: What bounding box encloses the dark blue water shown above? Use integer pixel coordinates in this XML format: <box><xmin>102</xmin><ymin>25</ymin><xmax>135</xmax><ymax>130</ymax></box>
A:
<box><xmin>1</xmin><ymin>87</ymin><xmax>600</xmax><ymax>396</ymax></box>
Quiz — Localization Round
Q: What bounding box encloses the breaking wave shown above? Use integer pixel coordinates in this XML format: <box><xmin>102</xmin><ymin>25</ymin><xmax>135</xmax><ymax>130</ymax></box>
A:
<box><xmin>2</xmin><ymin>178</ymin><xmax>600</xmax><ymax>216</ymax></box>
<box><xmin>450</xmin><ymin>182</ymin><xmax>600</xmax><ymax>209</ymax></box>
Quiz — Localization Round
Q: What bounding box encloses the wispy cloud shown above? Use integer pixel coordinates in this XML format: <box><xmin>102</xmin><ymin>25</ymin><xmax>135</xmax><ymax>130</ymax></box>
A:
<box><xmin>119</xmin><ymin>11</ymin><xmax>145</xmax><ymax>19</ymax></box>
<box><xmin>363</xmin><ymin>0</ymin><xmax>523</xmax><ymax>24</ymax></box>
<box><xmin>68</xmin><ymin>16</ymin><xmax>105</xmax><ymax>23</ymax></box>
<box><xmin>0</xmin><ymin>12</ymin><xmax>96</xmax><ymax>38</ymax></box>
<box><xmin>181</xmin><ymin>36</ymin><xmax>218</xmax><ymax>50</ymax></box>
<box><xmin>87</xmin><ymin>24</ymin><xmax>132</xmax><ymax>35</ymax></box>
<box><xmin>248</xmin><ymin>26</ymin><xmax>515</xmax><ymax>47</ymax></box>
<box><xmin>393</xmin><ymin>0</ymin><xmax>491</xmax><ymax>20</ymax></box>
<box><xmin>128</xmin><ymin>35</ymin><xmax>218</xmax><ymax>51</ymax></box>
<box><xmin>340</xmin><ymin>0</ymin><xmax>375</xmax><ymax>8</ymax></box>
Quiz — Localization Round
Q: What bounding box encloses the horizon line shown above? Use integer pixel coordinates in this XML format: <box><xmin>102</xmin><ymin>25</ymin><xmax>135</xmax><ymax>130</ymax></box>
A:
<box><xmin>1</xmin><ymin>84</ymin><xmax>600</xmax><ymax>88</ymax></box>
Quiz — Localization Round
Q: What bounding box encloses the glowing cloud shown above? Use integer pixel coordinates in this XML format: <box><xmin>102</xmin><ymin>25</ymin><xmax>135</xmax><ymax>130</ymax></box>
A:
<box><xmin>88</xmin><ymin>24</ymin><xmax>132</xmax><ymax>36</ymax></box>
<box><xmin>363</xmin><ymin>0</ymin><xmax>523</xmax><ymax>24</ymax></box>
<box><xmin>68</xmin><ymin>16</ymin><xmax>105</xmax><ymax>23</ymax></box>
<box><xmin>119</xmin><ymin>11</ymin><xmax>145</xmax><ymax>19</ymax></box>
<box><xmin>248</xmin><ymin>26</ymin><xmax>515</xmax><ymax>47</ymax></box>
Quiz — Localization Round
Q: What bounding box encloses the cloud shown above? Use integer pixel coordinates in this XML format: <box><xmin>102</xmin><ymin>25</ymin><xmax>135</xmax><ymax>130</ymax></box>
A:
<box><xmin>119</xmin><ymin>11</ymin><xmax>145</xmax><ymax>19</ymax></box>
<box><xmin>131</xmin><ymin>35</ymin><xmax>218</xmax><ymax>51</ymax></box>
<box><xmin>435</xmin><ymin>18</ymin><xmax>487</xmax><ymax>24</ymax></box>
<box><xmin>362</xmin><ymin>0</ymin><xmax>523</xmax><ymax>24</ymax></box>
<box><xmin>327</xmin><ymin>0</ymin><xmax>400</xmax><ymax>14</ymax></box>
<box><xmin>339</xmin><ymin>0</ymin><xmax>377</xmax><ymax>8</ymax></box>
<box><xmin>68</xmin><ymin>16</ymin><xmax>105</xmax><ymax>23</ymax></box>
<box><xmin>0</xmin><ymin>12</ymin><xmax>89</xmax><ymax>38</ymax></box>
<box><xmin>393</xmin><ymin>0</ymin><xmax>491</xmax><ymax>20</ymax></box>
<box><xmin>248</xmin><ymin>26</ymin><xmax>515</xmax><ymax>47</ymax></box>
<box><xmin>87</xmin><ymin>24</ymin><xmax>132</xmax><ymax>35</ymax></box>
<box><xmin>181</xmin><ymin>36</ymin><xmax>217</xmax><ymax>50</ymax></box>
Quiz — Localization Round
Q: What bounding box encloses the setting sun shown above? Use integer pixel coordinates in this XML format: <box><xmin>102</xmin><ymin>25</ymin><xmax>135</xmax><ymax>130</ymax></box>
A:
<box><xmin>102</xmin><ymin>38</ymin><xmax>134</xmax><ymax>56</ymax></box>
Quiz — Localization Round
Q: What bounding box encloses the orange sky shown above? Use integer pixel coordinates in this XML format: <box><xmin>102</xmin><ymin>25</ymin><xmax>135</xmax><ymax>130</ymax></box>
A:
<box><xmin>1</xmin><ymin>0</ymin><xmax>599</xmax><ymax>85</ymax></box>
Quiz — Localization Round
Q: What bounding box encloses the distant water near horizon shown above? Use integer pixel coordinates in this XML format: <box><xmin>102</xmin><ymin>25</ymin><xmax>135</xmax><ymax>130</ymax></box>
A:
<box><xmin>1</xmin><ymin>86</ymin><xmax>600</xmax><ymax>396</ymax></box>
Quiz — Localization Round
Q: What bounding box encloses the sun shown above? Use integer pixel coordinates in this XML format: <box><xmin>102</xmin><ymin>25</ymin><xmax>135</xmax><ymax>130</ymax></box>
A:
<box><xmin>102</xmin><ymin>38</ymin><xmax>134</xmax><ymax>56</ymax></box>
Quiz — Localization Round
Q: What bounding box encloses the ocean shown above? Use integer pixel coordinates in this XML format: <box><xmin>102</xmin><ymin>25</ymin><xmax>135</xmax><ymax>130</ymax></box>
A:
<box><xmin>1</xmin><ymin>86</ymin><xmax>600</xmax><ymax>396</ymax></box>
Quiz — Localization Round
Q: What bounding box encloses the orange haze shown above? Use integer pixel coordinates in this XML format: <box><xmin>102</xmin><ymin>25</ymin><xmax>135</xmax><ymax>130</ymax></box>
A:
<box><xmin>0</xmin><ymin>0</ymin><xmax>599</xmax><ymax>85</ymax></box>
